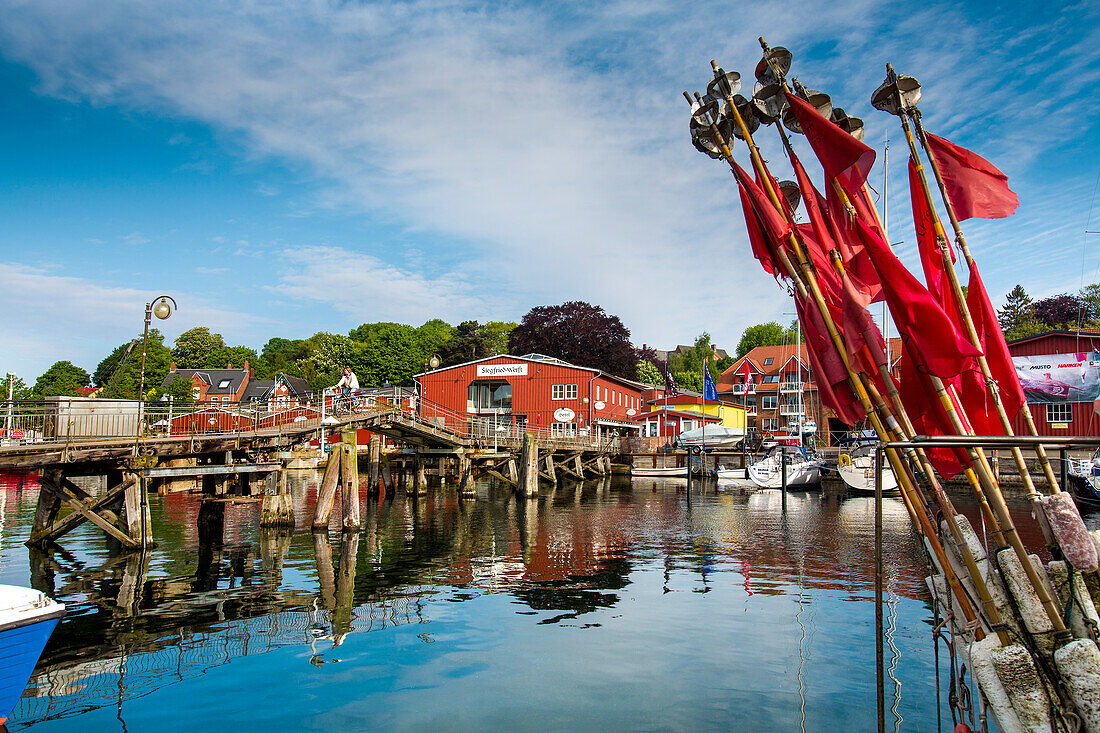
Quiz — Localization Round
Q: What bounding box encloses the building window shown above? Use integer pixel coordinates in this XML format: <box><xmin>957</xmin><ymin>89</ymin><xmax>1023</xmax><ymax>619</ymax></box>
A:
<box><xmin>552</xmin><ymin>422</ymin><xmax>577</xmax><ymax>437</ymax></box>
<box><xmin>467</xmin><ymin>381</ymin><xmax>512</xmax><ymax>411</ymax></box>
<box><xmin>762</xmin><ymin>395</ymin><xmax>778</xmax><ymax>409</ymax></box>
<box><xmin>764</xmin><ymin>357</ymin><xmax>774</xmax><ymax>366</ymax></box>
<box><xmin>218</xmin><ymin>379</ymin><xmax>232</xmax><ymax>388</ymax></box>
<box><xmin>646</xmin><ymin>421</ymin><xmax>658</xmax><ymax>437</ymax></box>
<box><xmin>762</xmin><ymin>374</ymin><xmax>780</xmax><ymax>384</ymax></box>
<box><xmin>192</xmin><ymin>387</ymin><xmax>200</xmax><ymax>399</ymax></box>
<box><xmin>1046</xmin><ymin>404</ymin><xmax>1073</xmax><ymax>423</ymax></box>
<box><xmin>763</xmin><ymin>418</ymin><xmax>779</xmax><ymax>431</ymax></box>
<box><xmin>552</xmin><ymin>384</ymin><xmax>578</xmax><ymax>400</ymax></box>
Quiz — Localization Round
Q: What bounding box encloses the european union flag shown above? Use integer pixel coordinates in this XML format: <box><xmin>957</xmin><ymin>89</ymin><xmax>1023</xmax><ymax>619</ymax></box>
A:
<box><xmin>703</xmin><ymin>364</ymin><xmax>718</xmax><ymax>401</ymax></box>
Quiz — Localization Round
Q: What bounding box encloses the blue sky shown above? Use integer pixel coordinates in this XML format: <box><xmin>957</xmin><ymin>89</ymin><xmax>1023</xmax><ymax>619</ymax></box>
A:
<box><xmin>1</xmin><ymin>0</ymin><xmax>1098</xmax><ymax>383</ymax></box>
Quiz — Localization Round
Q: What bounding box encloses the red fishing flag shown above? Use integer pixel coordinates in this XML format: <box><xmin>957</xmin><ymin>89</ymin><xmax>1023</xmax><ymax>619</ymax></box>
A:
<box><xmin>796</xmin><ymin>293</ymin><xmax>864</xmax><ymax>425</ymax></box>
<box><xmin>898</xmin><ymin>350</ymin><xmax>970</xmax><ymax>478</ymax></box>
<box><xmin>924</xmin><ymin>133</ymin><xmax>1019</xmax><ymax>220</ymax></box>
<box><xmin>964</xmin><ymin>261</ymin><xmax>1026</xmax><ymax>426</ymax></box>
<box><xmin>738</xmin><ymin>184</ymin><xmax>780</xmax><ymax>276</ymax></box>
<box><xmin>784</xmin><ymin>91</ymin><xmax>876</xmax><ymax>189</ymax></box>
<box><xmin>855</xmin><ymin>217</ymin><xmax>981</xmax><ymax>379</ymax></box>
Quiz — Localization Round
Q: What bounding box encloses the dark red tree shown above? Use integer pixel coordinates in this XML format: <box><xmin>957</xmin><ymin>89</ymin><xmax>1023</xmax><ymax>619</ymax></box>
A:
<box><xmin>508</xmin><ymin>301</ymin><xmax>639</xmax><ymax>378</ymax></box>
<box><xmin>1032</xmin><ymin>294</ymin><xmax>1085</xmax><ymax>329</ymax></box>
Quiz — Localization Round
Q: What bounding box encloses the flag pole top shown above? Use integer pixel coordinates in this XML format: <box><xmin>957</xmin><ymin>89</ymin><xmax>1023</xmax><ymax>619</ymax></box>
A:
<box><xmin>871</xmin><ymin>64</ymin><xmax>922</xmax><ymax>116</ymax></box>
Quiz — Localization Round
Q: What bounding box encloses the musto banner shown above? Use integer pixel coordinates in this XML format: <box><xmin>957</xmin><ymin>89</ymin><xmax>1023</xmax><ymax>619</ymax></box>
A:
<box><xmin>1013</xmin><ymin>351</ymin><xmax>1100</xmax><ymax>403</ymax></box>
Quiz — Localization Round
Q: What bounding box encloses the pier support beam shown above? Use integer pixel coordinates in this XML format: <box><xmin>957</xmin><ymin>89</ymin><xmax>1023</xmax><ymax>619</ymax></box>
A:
<box><xmin>260</xmin><ymin>469</ymin><xmax>295</xmax><ymax>528</ymax></box>
<box><xmin>312</xmin><ymin>446</ymin><xmax>341</xmax><ymax>529</ymax></box>
<box><xmin>573</xmin><ymin>455</ymin><xmax>585</xmax><ymax>480</ymax></box>
<box><xmin>340</xmin><ymin>435</ymin><xmax>360</xmax><ymax>531</ymax></box>
<box><xmin>519</xmin><ymin>434</ymin><xmax>539</xmax><ymax>498</ymax></box>
<box><xmin>544</xmin><ymin>454</ymin><xmax>557</xmax><ymax>485</ymax></box>
<box><xmin>507</xmin><ymin>457</ymin><xmax>518</xmax><ymax>484</ymax></box>
<box><xmin>458</xmin><ymin>454</ymin><xmax>476</xmax><ymax>496</ymax></box>
<box><xmin>415</xmin><ymin>459</ymin><xmax>428</xmax><ymax>495</ymax></box>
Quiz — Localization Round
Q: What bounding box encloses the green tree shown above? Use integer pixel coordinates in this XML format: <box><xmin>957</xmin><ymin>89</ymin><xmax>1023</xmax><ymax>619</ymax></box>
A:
<box><xmin>2</xmin><ymin>373</ymin><xmax>32</xmax><ymax>400</ymax></box>
<box><xmin>32</xmin><ymin>361</ymin><xmax>90</xmax><ymax>398</ymax></box>
<box><xmin>508</xmin><ymin>301</ymin><xmax>637</xmax><ymax>378</ymax></box>
<box><xmin>159</xmin><ymin>374</ymin><xmax>195</xmax><ymax>407</ymax></box>
<box><xmin>258</xmin><ymin>337</ymin><xmax>310</xmax><ymax>379</ymax></box>
<box><xmin>93</xmin><ymin>339</ymin><xmax>140</xmax><ymax>387</ymax></box>
<box><xmin>636</xmin><ymin>360</ymin><xmax>664</xmax><ymax>387</ymax></box>
<box><xmin>669</xmin><ymin>333</ymin><xmax>725</xmax><ymax>391</ymax></box>
<box><xmin>302</xmin><ymin>332</ymin><xmax>352</xmax><ymax>386</ymax></box>
<box><xmin>202</xmin><ymin>345</ymin><xmax>261</xmax><ymax>371</ymax></box>
<box><xmin>482</xmin><ymin>321</ymin><xmax>517</xmax><ymax>354</ymax></box>
<box><xmin>736</xmin><ymin>322</ymin><xmax>786</xmax><ymax>358</ymax></box>
<box><xmin>784</xmin><ymin>318</ymin><xmax>802</xmax><ymax>343</ymax></box>
<box><xmin>348</xmin><ymin>323</ymin><xmax>422</xmax><ymax>386</ymax></box>
<box><xmin>102</xmin><ymin>330</ymin><xmax>173</xmax><ymax>399</ymax></box>
<box><xmin>998</xmin><ymin>284</ymin><xmax>1033</xmax><ymax>335</ymax></box>
<box><xmin>413</xmin><ymin>319</ymin><xmax>455</xmax><ymax>358</ymax></box>
<box><xmin>172</xmin><ymin>327</ymin><xmax>225</xmax><ymax>369</ymax></box>
<box><xmin>1079</xmin><ymin>284</ymin><xmax>1100</xmax><ymax>326</ymax></box>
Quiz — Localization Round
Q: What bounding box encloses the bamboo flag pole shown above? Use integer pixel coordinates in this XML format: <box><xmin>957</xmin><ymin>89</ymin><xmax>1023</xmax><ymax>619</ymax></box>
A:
<box><xmin>902</xmin><ymin>92</ymin><xmax>1062</xmax><ymax>496</ymax></box>
<box><xmin>690</xmin><ymin>79</ymin><xmax>984</xmax><ymax>632</ymax></box>
<box><xmin>767</xmin><ymin>108</ymin><xmax>1009</xmax><ymax>639</ymax></box>
<box><xmin>882</xmin><ymin>65</ymin><xmax>1067</xmax><ymax>634</ymax></box>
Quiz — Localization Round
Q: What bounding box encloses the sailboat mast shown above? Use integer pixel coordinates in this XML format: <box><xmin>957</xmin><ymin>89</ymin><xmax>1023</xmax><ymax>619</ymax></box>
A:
<box><xmin>796</xmin><ymin>310</ymin><xmax>803</xmax><ymax>449</ymax></box>
<box><xmin>882</xmin><ymin>135</ymin><xmax>891</xmax><ymax>361</ymax></box>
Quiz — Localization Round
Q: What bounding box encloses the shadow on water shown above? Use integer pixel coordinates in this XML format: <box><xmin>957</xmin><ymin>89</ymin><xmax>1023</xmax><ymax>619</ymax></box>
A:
<box><xmin>0</xmin><ymin>469</ymin><xmax>1049</xmax><ymax>731</ymax></box>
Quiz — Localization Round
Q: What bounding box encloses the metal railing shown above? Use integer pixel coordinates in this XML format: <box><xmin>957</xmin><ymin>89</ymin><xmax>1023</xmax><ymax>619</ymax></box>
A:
<box><xmin>1</xmin><ymin>385</ymin><xmax>624</xmax><ymax>454</ymax></box>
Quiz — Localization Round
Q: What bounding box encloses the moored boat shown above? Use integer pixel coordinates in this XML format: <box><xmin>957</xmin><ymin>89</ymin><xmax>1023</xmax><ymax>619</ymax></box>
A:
<box><xmin>717</xmin><ymin>445</ymin><xmax>822</xmax><ymax>490</ymax></box>
<box><xmin>1067</xmin><ymin>449</ymin><xmax>1100</xmax><ymax>510</ymax></box>
<box><xmin>631</xmin><ymin>465</ymin><xmax>689</xmax><ymax>479</ymax></box>
<box><xmin>0</xmin><ymin>585</ymin><xmax>65</xmax><ymax>725</ymax></box>
<box><xmin>837</xmin><ymin>442</ymin><xmax>899</xmax><ymax>494</ymax></box>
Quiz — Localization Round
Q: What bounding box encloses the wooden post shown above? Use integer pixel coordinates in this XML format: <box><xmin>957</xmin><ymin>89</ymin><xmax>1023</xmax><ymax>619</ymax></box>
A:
<box><xmin>197</xmin><ymin>499</ymin><xmax>225</xmax><ymax>546</ymax></box>
<box><xmin>368</xmin><ymin>434</ymin><xmax>381</xmax><ymax>495</ymax></box>
<box><xmin>507</xmin><ymin>457</ymin><xmax>518</xmax><ymax>483</ymax></box>
<box><xmin>381</xmin><ymin>453</ymin><xmax>395</xmax><ymax>499</ymax></box>
<box><xmin>573</xmin><ymin>454</ymin><xmax>584</xmax><ymax>480</ymax></box>
<box><xmin>544</xmin><ymin>454</ymin><xmax>557</xmax><ymax>485</ymax></box>
<box><xmin>340</xmin><ymin>443</ymin><xmax>360</xmax><ymax>530</ymax></box>
<box><xmin>31</xmin><ymin>468</ymin><xmax>63</xmax><ymax>542</ymax></box>
<box><xmin>312</xmin><ymin>531</ymin><xmax>336</xmax><ymax>609</ymax></box>
<box><xmin>333</xmin><ymin>531</ymin><xmax>359</xmax><ymax>638</ymax></box>
<box><xmin>260</xmin><ymin>469</ymin><xmax>294</xmax><ymax>528</ymax></box>
<box><xmin>519</xmin><ymin>434</ymin><xmax>539</xmax><ymax>497</ymax></box>
<box><xmin>460</xmin><ymin>454</ymin><xmax>476</xmax><ymax>496</ymax></box>
<box><xmin>123</xmin><ymin>471</ymin><xmax>153</xmax><ymax>548</ymax></box>
<box><xmin>312</xmin><ymin>447</ymin><xmax>341</xmax><ymax>529</ymax></box>
<box><xmin>415</xmin><ymin>458</ymin><xmax>428</xmax><ymax>494</ymax></box>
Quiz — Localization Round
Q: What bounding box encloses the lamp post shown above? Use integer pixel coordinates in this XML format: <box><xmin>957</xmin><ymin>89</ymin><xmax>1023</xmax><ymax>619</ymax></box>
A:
<box><xmin>135</xmin><ymin>296</ymin><xmax>177</xmax><ymax>452</ymax></box>
<box><xmin>419</xmin><ymin>354</ymin><xmax>440</xmax><ymax>419</ymax></box>
<box><xmin>5</xmin><ymin>372</ymin><xmax>14</xmax><ymax>442</ymax></box>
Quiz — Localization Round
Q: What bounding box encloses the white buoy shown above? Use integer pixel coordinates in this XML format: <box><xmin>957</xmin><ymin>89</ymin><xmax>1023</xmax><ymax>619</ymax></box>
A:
<box><xmin>990</xmin><ymin>643</ymin><xmax>1054</xmax><ymax>733</ymax></box>
<box><xmin>970</xmin><ymin>635</ymin><xmax>1027</xmax><ymax>733</ymax></box>
<box><xmin>1054</xmin><ymin>639</ymin><xmax>1100</xmax><ymax>733</ymax></box>
<box><xmin>1049</xmin><ymin>560</ymin><xmax>1100</xmax><ymax>641</ymax></box>
<box><xmin>996</xmin><ymin>548</ymin><xmax>1055</xmax><ymax>636</ymax></box>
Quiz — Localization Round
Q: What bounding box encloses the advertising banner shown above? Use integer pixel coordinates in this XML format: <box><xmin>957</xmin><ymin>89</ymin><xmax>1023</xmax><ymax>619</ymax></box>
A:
<box><xmin>1012</xmin><ymin>351</ymin><xmax>1100</xmax><ymax>403</ymax></box>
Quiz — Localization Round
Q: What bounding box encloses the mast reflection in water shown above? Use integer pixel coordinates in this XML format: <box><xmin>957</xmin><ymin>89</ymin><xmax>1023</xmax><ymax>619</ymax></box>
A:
<box><xmin>0</xmin><ymin>470</ymin><xmax>984</xmax><ymax>730</ymax></box>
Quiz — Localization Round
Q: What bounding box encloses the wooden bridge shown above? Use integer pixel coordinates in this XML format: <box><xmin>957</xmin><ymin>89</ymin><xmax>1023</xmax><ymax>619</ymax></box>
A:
<box><xmin>0</xmin><ymin>396</ymin><xmax>626</xmax><ymax>552</ymax></box>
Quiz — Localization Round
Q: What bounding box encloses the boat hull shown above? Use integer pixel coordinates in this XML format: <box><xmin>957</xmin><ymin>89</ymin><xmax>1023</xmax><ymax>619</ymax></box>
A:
<box><xmin>0</xmin><ymin>587</ymin><xmax>65</xmax><ymax>725</ymax></box>
<box><xmin>838</xmin><ymin>460</ymin><xmax>899</xmax><ymax>494</ymax></box>
<box><xmin>631</xmin><ymin>467</ymin><xmax>688</xmax><ymax>479</ymax></box>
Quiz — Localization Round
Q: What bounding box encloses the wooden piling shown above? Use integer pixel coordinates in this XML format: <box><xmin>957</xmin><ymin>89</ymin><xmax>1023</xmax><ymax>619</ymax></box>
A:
<box><xmin>260</xmin><ymin>469</ymin><xmax>295</xmax><ymax>528</ymax></box>
<box><xmin>415</xmin><ymin>459</ymin><xmax>428</xmax><ymax>494</ymax></box>
<box><xmin>459</xmin><ymin>454</ymin><xmax>476</xmax><ymax>496</ymax></box>
<box><xmin>312</xmin><ymin>447</ymin><xmax>341</xmax><ymax>529</ymax></box>
<box><xmin>507</xmin><ymin>457</ymin><xmax>518</xmax><ymax>484</ymax></box>
<box><xmin>123</xmin><ymin>471</ymin><xmax>153</xmax><ymax>548</ymax></box>
<box><xmin>380</xmin><ymin>453</ymin><xmax>394</xmax><ymax>499</ymax></box>
<box><xmin>368</xmin><ymin>434</ymin><xmax>381</xmax><ymax>493</ymax></box>
<box><xmin>340</xmin><ymin>443</ymin><xmax>360</xmax><ymax>531</ymax></box>
<box><xmin>544</xmin><ymin>454</ymin><xmax>557</xmax><ymax>485</ymax></box>
<box><xmin>519</xmin><ymin>434</ymin><xmax>539</xmax><ymax>497</ymax></box>
<box><xmin>573</xmin><ymin>455</ymin><xmax>584</xmax><ymax>480</ymax></box>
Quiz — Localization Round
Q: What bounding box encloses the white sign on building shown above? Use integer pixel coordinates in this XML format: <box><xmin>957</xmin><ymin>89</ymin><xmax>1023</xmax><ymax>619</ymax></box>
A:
<box><xmin>476</xmin><ymin>363</ymin><xmax>528</xmax><ymax>377</ymax></box>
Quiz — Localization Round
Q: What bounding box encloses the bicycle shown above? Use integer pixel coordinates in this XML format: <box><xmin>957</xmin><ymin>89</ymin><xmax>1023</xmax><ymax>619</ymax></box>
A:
<box><xmin>333</xmin><ymin>389</ymin><xmax>361</xmax><ymax>417</ymax></box>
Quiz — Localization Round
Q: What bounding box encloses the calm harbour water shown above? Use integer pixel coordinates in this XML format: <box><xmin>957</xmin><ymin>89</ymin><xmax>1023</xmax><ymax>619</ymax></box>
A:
<box><xmin>0</xmin><ymin>469</ymin><xmax>1046</xmax><ymax>732</ymax></box>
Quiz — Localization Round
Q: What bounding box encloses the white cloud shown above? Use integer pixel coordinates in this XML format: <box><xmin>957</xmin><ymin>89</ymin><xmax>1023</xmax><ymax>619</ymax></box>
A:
<box><xmin>0</xmin><ymin>263</ymin><xmax>263</xmax><ymax>380</ymax></box>
<box><xmin>0</xmin><ymin>0</ymin><xmax>1096</xmax><ymax>362</ymax></box>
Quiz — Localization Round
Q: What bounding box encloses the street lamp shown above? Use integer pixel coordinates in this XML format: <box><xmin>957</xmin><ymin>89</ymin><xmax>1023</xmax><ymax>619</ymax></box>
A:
<box><xmin>6</xmin><ymin>372</ymin><xmax>14</xmax><ymax>442</ymax></box>
<box><xmin>418</xmin><ymin>354</ymin><xmax>441</xmax><ymax>419</ymax></box>
<box><xmin>136</xmin><ymin>295</ymin><xmax>177</xmax><ymax>451</ymax></box>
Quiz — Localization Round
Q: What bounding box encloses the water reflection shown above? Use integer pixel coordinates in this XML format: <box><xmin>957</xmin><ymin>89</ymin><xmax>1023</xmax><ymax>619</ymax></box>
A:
<box><xmin>0</xmin><ymin>469</ymin><xmax>1045</xmax><ymax>730</ymax></box>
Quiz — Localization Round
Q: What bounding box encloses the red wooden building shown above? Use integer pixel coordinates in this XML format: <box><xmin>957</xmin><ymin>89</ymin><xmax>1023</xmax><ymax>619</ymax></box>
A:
<box><xmin>417</xmin><ymin>354</ymin><xmax>644</xmax><ymax>442</ymax></box>
<box><xmin>1008</xmin><ymin>329</ymin><xmax>1100</xmax><ymax>437</ymax></box>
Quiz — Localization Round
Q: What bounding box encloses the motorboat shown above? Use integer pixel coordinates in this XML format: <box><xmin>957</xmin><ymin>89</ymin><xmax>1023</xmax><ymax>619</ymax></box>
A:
<box><xmin>837</xmin><ymin>442</ymin><xmax>898</xmax><ymax>494</ymax></box>
<box><xmin>0</xmin><ymin>586</ymin><xmax>65</xmax><ymax>725</ymax></box>
<box><xmin>717</xmin><ymin>445</ymin><xmax>821</xmax><ymax>490</ymax></box>
<box><xmin>675</xmin><ymin>425</ymin><xmax>745</xmax><ymax>448</ymax></box>
<box><xmin>1068</xmin><ymin>448</ymin><xmax>1100</xmax><ymax>510</ymax></box>
<box><xmin>631</xmin><ymin>465</ymin><xmax>688</xmax><ymax>479</ymax></box>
